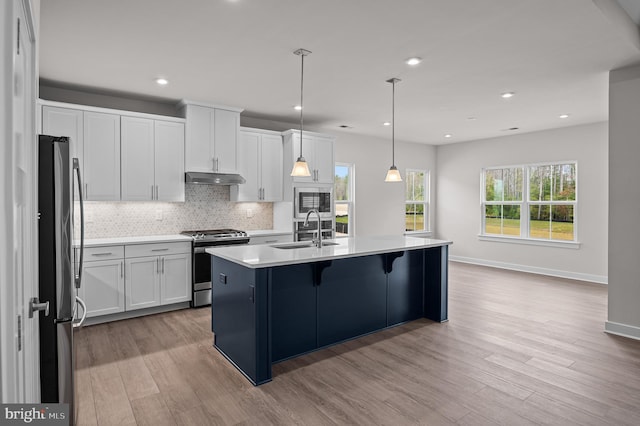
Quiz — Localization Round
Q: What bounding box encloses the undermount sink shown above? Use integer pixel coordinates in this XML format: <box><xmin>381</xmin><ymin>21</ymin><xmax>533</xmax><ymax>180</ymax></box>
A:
<box><xmin>272</xmin><ymin>242</ymin><xmax>340</xmax><ymax>250</ymax></box>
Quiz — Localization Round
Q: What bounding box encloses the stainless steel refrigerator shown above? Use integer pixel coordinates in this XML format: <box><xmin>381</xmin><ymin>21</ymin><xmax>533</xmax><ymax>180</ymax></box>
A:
<box><xmin>37</xmin><ymin>135</ymin><xmax>85</xmax><ymax>424</ymax></box>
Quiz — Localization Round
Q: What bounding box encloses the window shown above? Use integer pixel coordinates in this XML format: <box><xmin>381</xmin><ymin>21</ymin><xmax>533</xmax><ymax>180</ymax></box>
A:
<box><xmin>335</xmin><ymin>163</ymin><xmax>354</xmax><ymax>237</ymax></box>
<box><xmin>405</xmin><ymin>169</ymin><xmax>429</xmax><ymax>232</ymax></box>
<box><xmin>482</xmin><ymin>162</ymin><xmax>577</xmax><ymax>242</ymax></box>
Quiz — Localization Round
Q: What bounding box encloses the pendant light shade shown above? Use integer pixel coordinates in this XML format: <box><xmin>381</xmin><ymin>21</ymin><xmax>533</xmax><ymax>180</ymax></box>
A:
<box><xmin>385</xmin><ymin>78</ymin><xmax>402</xmax><ymax>182</ymax></box>
<box><xmin>291</xmin><ymin>48</ymin><xmax>312</xmax><ymax>177</ymax></box>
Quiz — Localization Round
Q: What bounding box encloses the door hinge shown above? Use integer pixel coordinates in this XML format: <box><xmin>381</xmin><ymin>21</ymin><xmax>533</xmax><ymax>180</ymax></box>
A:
<box><xmin>17</xmin><ymin>315</ymin><xmax>22</xmax><ymax>351</ymax></box>
<box><xmin>16</xmin><ymin>18</ymin><xmax>21</xmax><ymax>55</ymax></box>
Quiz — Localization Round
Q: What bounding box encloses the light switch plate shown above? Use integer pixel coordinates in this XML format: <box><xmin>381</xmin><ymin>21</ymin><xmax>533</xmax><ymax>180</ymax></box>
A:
<box><xmin>155</xmin><ymin>209</ymin><xmax>163</xmax><ymax>221</ymax></box>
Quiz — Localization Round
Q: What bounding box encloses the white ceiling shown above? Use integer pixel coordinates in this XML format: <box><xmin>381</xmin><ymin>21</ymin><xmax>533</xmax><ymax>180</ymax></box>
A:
<box><xmin>39</xmin><ymin>0</ymin><xmax>640</xmax><ymax>145</ymax></box>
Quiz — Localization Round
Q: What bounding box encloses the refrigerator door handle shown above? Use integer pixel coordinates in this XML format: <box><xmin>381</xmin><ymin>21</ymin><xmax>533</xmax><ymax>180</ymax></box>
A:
<box><xmin>73</xmin><ymin>158</ymin><xmax>84</xmax><ymax>289</ymax></box>
<box><xmin>72</xmin><ymin>296</ymin><xmax>87</xmax><ymax>328</ymax></box>
<box><xmin>29</xmin><ymin>297</ymin><xmax>50</xmax><ymax>318</ymax></box>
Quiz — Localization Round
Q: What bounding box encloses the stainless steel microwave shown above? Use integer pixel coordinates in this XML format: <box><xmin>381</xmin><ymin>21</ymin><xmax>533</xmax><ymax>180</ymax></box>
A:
<box><xmin>294</xmin><ymin>187</ymin><xmax>333</xmax><ymax>219</ymax></box>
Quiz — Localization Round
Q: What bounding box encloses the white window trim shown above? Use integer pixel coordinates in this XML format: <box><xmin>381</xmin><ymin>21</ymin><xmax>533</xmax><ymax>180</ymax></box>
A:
<box><xmin>405</xmin><ymin>169</ymin><xmax>430</xmax><ymax>234</ymax></box>
<box><xmin>480</xmin><ymin>161</ymin><xmax>579</xmax><ymax>244</ymax></box>
<box><xmin>335</xmin><ymin>162</ymin><xmax>355</xmax><ymax>237</ymax></box>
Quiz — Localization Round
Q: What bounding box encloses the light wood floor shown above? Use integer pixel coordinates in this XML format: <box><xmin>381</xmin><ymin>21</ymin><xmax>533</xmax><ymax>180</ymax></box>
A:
<box><xmin>75</xmin><ymin>262</ymin><xmax>640</xmax><ymax>425</ymax></box>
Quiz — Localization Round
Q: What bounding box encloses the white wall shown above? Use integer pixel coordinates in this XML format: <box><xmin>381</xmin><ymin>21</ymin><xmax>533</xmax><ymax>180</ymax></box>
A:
<box><xmin>333</xmin><ymin>131</ymin><xmax>436</xmax><ymax>236</ymax></box>
<box><xmin>436</xmin><ymin>122</ymin><xmax>608</xmax><ymax>283</ymax></box>
<box><xmin>607</xmin><ymin>62</ymin><xmax>640</xmax><ymax>339</ymax></box>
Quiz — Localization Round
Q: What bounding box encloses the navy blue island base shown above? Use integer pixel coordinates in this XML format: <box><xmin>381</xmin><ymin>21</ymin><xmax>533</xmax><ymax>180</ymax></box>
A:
<box><xmin>210</xmin><ymin>244</ymin><xmax>449</xmax><ymax>385</ymax></box>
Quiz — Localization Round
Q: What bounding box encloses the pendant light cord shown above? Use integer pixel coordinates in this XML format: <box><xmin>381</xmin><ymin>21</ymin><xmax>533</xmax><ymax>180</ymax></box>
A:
<box><xmin>299</xmin><ymin>52</ymin><xmax>305</xmax><ymax>155</ymax></box>
<box><xmin>391</xmin><ymin>79</ymin><xmax>395</xmax><ymax>167</ymax></box>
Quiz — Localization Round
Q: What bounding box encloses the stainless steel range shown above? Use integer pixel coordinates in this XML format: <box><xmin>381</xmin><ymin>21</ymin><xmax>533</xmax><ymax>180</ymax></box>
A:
<box><xmin>180</xmin><ymin>229</ymin><xmax>250</xmax><ymax>307</ymax></box>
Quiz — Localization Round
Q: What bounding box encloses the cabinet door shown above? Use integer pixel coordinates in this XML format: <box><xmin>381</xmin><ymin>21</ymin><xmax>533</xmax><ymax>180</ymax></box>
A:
<box><xmin>318</xmin><ymin>255</ymin><xmax>387</xmax><ymax>347</ymax></box>
<box><xmin>270</xmin><ymin>263</ymin><xmax>317</xmax><ymax>362</ymax></box>
<box><xmin>42</xmin><ymin>106</ymin><xmax>84</xmax><ymax>201</ymax></box>
<box><xmin>155</xmin><ymin>121</ymin><xmax>185</xmax><ymax>202</ymax></box>
<box><xmin>260</xmin><ymin>134</ymin><xmax>283</xmax><ymax>201</ymax></box>
<box><xmin>213</xmin><ymin>109</ymin><xmax>239</xmax><ymax>173</ymax></box>
<box><xmin>184</xmin><ymin>104</ymin><xmax>214</xmax><ymax>172</ymax></box>
<box><xmin>313</xmin><ymin>137</ymin><xmax>335</xmax><ymax>184</ymax></box>
<box><xmin>42</xmin><ymin>106</ymin><xmax>83</xmax><ymax>170</ymax></box>
<box><xmin>125</xmin><ymin>256</ymin><xmax>160</xmax><ymax>310</ymax></box>
<box><xmin>84</xmin><ymin>111</ymin><xmax>121</xmax><ymax>200</ymax></box>
<box><xmin>121</xmin><ymin>116</ymin><xmax>155</xmax><ymax>201</ymax></box>
<box><xmin>233</xmin><ymin>131</ymin><xmax>260</xmax><ymax>201</ymax></box>
<box><xmin>387</xmin><ymin>251</ymin><xmax>424</xmax><ymax>326</ymax></box>
<box><xmin>160</xmin><ymin>253</ymin><xmax>191</xmax><ymax>305</ymax></box>
<box><xmin>79</xmin><ymin>259</ymin><xmax>125</xmax><ymax>317</ymax></box>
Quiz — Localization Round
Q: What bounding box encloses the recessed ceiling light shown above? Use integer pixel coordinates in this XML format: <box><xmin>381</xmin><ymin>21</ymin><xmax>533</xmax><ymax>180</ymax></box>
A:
<box><xmin>559</xmin><ymin>114</ymin><xmax>570</xmax><ymax>119</ymax></box>
<box><xmin>155</xmin><ymin>78</ymin><xmax>168</xmax><ymax>86</ymax></box>
<box><xmin>467</xmin><ymin>117</ymin><xmax>477</xmax><ymax>121</ymax></box>
<box><xmin>501</xmin><ymin>127</ymin><xmax>520</xmax><ymax>131</ymax></box>
<box><xmin>444</xmin><ymin>134</ymin><xmax>452</xmax><ymax>138</ymax></box>
<box><xmin>294</xmin><ymin>105</ymin><xmax>302</xmax><ymax>111</ymax></box>
<box><xmin>339</xmin><ymin>125</ymin><xmax>353</xmax><ymax>129</ymax></box>
<box><xmin>405</xmin><ymin>57</ymin><xmax>422</xmax><ymax>66</ymax></box>
<box><xmin>383</xmin><ymin>122</ymin><xmax>391</xmax><ymax>126</ymax></box>
<box><xmin>501</xmin><ymin>92</ymin><xmax>515</xmax><ymax>99</ymax></box>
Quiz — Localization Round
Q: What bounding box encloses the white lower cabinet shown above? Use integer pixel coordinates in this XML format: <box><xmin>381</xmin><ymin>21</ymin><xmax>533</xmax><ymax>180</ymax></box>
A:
<box><xmin>125</xmin><ymin>256</ymin><xmax>161</xmax><ymax>310</ymax></box>
<box><xmin>78</xmin><ymin>246</ymin><xmax>125</xmax><ymax>318</ymax></box>
<box><xmin>81</xmin><ymin>241</ymin><xmax>191</xmax><ymax>319</ymax></box>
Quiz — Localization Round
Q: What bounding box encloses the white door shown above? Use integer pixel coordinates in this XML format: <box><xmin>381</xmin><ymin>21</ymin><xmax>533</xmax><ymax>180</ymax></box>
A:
<box><xmin>154</xmin><ymin>121</ymin><xmax>185</xmax><ymax>202</ymax></box>
<box><xmin>1</xmin><ymin>0</ymin><xmax>38</xmax><ymax>402</ymax></box>
<box><xmin>213</xmin><ymin>109</ymin><xmax>239</xmax><ymax>173</ymax></box>
<box><xmin>160</xmin><ymin>254</ymin><xmax>191</xmax><ymax>305</ymax></box>
<box><xmin>83</xmin><ymin>111</ymin><xmax>121</xmax><ymax>200</ymax></box>
<box><xmin>236</xmin><ymin>131</ymin><xmax>260</xmax><ymax>201</ymax></box>
<box><xmin>260</xmin><ymin>134</ymin><xmax>283</xmax><ymax>201</ymax></box>
<box><xmin>125</xmin><ymin>257</ymin><xmax>161</xmax><ymax>310</ymax></box>
<box><xmin>80</xmin><ymin>260</ymin><xmax>125</xmax><ymax>317</ymax></box>
<box><xmin>312</xmin><ymin>137</ymin><xmax>335</xmax><ymax>184</ymax></box>
<box><xmin>121</xmin><ymin>116</ymin><xmax>155</xmax><ymax>201</ymax></box>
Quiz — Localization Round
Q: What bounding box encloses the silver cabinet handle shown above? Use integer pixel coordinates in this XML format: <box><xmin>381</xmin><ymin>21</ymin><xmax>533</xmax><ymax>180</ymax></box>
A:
<box><xmin>155</xmin><ymin>185</ymin><xmax>159</xmax><ymax>200</ymax></box>
<box><xmin>91</xmin><ymin>252</ymin><xmax>112</xmax><ymax>256</ymax></box>
<box><xmin>212</xmin><ymin>156</ymin><xmax>215</xmax><ymax>171</ymax></box>
<box><xmin>29</xmin><ymin>297</ymin><xmax>49</xmax><ymax>318</ymax></box>
<box><xmin>156</xmin><ymin>258</ymin><xmax>160</xmax><ymax>274</ymax></box>
<box><xmin>162</xmin><ymin>257</ymin><xmax>165</xmax><ymax>274</ymax></box>
<box><xmin>120</xmin><ymin>261</ymin><xmax>124</xmax><ymax>278</ymax></box>
<box><xmin>151</xmin><ymin>185</ymin><xmax>155</xmax><ymax>200</ymax></box>
<box><xmin>85</xmin><ymin>183</ymin><xmax>88</xmax><ymax>197</ymax></box>
<box><xmin>151</xmin><ymin>248</ymin><xmax>169</xmax><ymax>252</ymax></box>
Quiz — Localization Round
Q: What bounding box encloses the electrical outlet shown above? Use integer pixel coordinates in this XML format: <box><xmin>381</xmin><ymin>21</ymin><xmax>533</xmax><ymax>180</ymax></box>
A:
<box><xmin>246</xmin><ymin>209</ymin><xmax>254</xmax><ymax>218</ymax></box>
<box><xmin>155</xmin><ymin>209</ymin><xmax>163</xmax><ymax>221</ymax></box>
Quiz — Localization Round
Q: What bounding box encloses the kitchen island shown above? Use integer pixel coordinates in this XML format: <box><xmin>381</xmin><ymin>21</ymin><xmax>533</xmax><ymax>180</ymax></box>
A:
<box><xmin>206</xmin><ymin>236</ymin><xmax>452</xmax><ymax>385</ymax></box>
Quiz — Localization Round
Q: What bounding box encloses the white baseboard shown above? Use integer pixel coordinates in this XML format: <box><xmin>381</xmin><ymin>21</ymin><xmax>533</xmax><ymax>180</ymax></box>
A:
<box><xmin>605</xmin><ymin>321</ymin><xmax>640</xmax><ymax>341</ymax></box>
<box><xmin>449</xmin><ymin>255</ymin><xmax>608</xmax><ymax>284</ymax></box>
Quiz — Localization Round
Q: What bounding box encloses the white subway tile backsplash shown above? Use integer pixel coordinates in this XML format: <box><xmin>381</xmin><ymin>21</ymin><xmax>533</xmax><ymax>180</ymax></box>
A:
<box><xmin>77</xmin><ymin>184</ymin><xmax>273</xmax><ymax>238</ymax></box>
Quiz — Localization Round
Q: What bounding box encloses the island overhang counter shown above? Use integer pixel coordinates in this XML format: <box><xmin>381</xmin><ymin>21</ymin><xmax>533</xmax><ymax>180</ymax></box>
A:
<box><xmin>206</xmin><ymin>236</ymin><xmax>452</xmax><ymax>385</ymax></box>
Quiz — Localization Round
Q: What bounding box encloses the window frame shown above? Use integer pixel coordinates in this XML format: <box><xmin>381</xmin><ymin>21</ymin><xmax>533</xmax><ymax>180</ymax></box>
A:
<box><xmin>405</xmin><ymin>169</ymin><xmax>430</xmax><ymax>234</ymax></box>
<box><xmin>480</xmin><ymin>161</ymin><xmax>579</xmax><ymax>247</ymax></box>
<box><xmin>334</xmin><ymin>162</ymin><xmax>355</xmax><ymax>237</ymax></box>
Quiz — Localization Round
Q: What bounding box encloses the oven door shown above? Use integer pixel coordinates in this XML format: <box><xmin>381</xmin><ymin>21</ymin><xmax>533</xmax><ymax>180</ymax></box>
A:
<box><xmin>295</xmin><ymin>187</ymin><xmax>333</xmax><ymax>219</ymax></box>
<box><xmin>193</xmin><ymin>246</ymin><xmax>212</xmax><ymax>307</ymax></box>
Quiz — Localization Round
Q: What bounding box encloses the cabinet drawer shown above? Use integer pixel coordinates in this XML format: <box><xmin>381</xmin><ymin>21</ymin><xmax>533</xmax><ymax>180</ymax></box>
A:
<box><xmin>249</xmin><ymin>234</ymin><xmax>293</xmax><ymax>245</ymax></box>
<box><xmin>83</xmin><ymin>245</ymin><xmax>125</xmax><ymax>261</ymax></box>
<box><xmin>125</xmin><ymin>242</ymin><xmax>191</xmax><ymax>258</ymax></box>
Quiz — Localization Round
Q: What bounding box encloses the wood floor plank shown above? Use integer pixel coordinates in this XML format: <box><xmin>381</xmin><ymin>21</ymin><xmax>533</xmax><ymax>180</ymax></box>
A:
<box><xmin>74</xmin><ymin>262</ymin><xmax>640</xmax><ymax>425</ymax></box>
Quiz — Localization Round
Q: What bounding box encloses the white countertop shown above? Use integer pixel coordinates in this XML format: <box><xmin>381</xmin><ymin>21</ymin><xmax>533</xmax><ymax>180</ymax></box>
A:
<box><xmin>79</xmin><ymin>234</ymin><xmax>192</xmax><ymax>247</ymax></box>
<box><xmin>205</xmin><ymin>236</ymin><xmax>452</xmax><ymax>268</ymax></box>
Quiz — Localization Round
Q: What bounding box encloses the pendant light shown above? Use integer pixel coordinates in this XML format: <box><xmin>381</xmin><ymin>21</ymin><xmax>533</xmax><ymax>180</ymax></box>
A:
<box><xmin>385</xmin><ymin>78</ymin><xmax>402</xmax><ymax>182</ymax></box>
<box><xmin>290</xmin><ymin>48</ymin><xmax>312</xmax><ymax>177</ymax></box>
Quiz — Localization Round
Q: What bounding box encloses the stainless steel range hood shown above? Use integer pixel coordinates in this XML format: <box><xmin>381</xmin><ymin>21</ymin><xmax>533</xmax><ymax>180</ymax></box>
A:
<box><xmin>185</xmin><ymin>172</ymin><xmax>246</xmax><ymax>185</ymax></box>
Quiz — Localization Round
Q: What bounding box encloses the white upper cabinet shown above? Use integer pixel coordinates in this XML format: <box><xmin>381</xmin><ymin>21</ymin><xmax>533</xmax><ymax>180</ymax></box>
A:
<box><xmin>231</xmin><ymin>128</ymin><xmax>283</xmax><ymax>202</ymax></box>
<box><xmin>154</xmin><ymin>121</ymin><xmax>185</xmax><ymax>202</ymax></box>
<box><xmin>179</xmin><ymin>101</ymin><xmax>244</xmax><ymax>174</ymax></box>
<box><xmin>283</xmin><ymin>130</ymin><xmax>335</xmax><ymax>185</ymax></box>
<box><xmin>121</xmin><ymin>117</ymin><xmax>185</xmax><ymax>202</ymax></box>
<box><xmin>121</xmin><ymin>116</ymin><xmax>155</xmax><ymax>201</ymax></box>
<box><xmin>42</xmin><ymin>105</ymin><xmax>84</xmax><ymax>169</ymax></box>
<box><xmin>84</xmin><ymin>111</ymin><xmax>121</xmax><ymax>201</ymax></box>
<box><xmin>40</xmin><ymin>100</ymin><xmax>185</xmax><ymax>202</ymax></box>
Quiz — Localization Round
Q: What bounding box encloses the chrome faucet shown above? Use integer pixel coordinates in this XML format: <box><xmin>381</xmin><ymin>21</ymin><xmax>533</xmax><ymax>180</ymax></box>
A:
<box><xmin>304</xmin><ymin>209</ymin><xmax>322</xmax><ymax>248</ymax></box>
